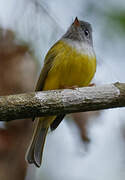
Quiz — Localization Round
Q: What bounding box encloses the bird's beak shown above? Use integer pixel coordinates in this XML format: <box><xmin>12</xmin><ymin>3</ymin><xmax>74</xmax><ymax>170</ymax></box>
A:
<box><xmin>73</xmin><ymin>17</ymin><xmax>80</xmax><ymax>27</ymax></box>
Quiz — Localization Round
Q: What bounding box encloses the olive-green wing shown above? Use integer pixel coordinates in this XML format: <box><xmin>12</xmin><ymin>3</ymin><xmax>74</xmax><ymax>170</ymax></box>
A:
<box><xmin>35</xmin><ymin>53</ymin><xmax>56</xmax><ymax>91</ymax></box>
<box><xmin>34</xmin><ymin>41</ymin><xmax>65</xmax><ymax>129</ymax></box>
<box><xmin>32</xmin><ymin>46</ymin><xmax>57</xmax><ymax>122</ymax></box>
<box><xmin>36</xmin><ymin>40</ymin><xmax>64</xmax><ymax>91</ymax></box>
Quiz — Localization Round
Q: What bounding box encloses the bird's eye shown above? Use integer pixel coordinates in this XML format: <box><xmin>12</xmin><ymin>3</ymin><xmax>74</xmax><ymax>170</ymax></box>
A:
<box><xmin>84</xmin><ymin>29</ymin><xmax>89</xmax><ymax>37</ymax></box>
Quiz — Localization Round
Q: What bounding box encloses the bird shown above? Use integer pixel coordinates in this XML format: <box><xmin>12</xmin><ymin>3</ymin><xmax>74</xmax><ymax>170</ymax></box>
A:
<box><xmin>26</xmin><ymin>17</ymin><xmax>96</xmax><ymax>167</ymax></box>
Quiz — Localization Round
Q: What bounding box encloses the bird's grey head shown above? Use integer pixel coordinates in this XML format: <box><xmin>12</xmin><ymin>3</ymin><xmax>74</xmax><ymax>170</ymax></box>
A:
<box><xmin>63</xmin><ymin>17</ymin><xmax>93</xmax><ymax>46</ymax></box>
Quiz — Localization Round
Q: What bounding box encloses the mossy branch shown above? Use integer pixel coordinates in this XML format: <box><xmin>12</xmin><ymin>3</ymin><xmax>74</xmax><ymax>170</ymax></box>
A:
<box><xmin>0</xmin><ymin>82</ymin><xmax>125</xmax><ymax>121</ymax></box>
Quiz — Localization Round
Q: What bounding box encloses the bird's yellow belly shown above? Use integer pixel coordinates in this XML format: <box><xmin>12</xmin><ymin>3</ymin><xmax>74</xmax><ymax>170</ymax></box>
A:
<box><xmin>43</xmin><ymin>41</ymin><xmax>96</xmax><ymax>90</ymax></box>
<box><xmin>59</xmin><ymin>55</ymin><xmax>96</xmax><ymax>87</ymax></box>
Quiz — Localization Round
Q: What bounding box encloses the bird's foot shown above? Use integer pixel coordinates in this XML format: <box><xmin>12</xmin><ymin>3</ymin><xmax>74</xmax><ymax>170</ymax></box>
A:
<box><xmin>88</xmin><ymin>83</ymin><xmax>95</xmax><ymax>87</ymax></box>
<box><xmin>61</xmin><ymin>85</ymin><xmax>78</xmax><ymax>90</ymax></box>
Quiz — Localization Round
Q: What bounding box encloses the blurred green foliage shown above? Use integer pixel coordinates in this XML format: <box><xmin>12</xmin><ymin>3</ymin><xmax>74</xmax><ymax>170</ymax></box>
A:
<box><xmin>107</xmin><ymin>10</ymin><xmax>125</xmax><ymax>33</ymax></box>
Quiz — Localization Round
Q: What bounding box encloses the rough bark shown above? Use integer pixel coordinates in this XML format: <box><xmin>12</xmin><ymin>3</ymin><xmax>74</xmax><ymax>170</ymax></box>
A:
<box><xmin>0</xmin><ymin>82</ymin><xmax>124</xmax><ymax>121</ymax></box>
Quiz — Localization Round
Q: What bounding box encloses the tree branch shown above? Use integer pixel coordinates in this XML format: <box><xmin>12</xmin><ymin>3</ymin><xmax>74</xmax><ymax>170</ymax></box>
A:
<box><xmin>0</xmin><ymin>82</ymin><xmax>125</xmax><ymax>121</ymax></box>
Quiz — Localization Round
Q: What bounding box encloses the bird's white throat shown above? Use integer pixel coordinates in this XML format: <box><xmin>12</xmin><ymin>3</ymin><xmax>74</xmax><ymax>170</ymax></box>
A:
<box><xmin>63</xmin><ymin>39</ymin><xmax>95</xmax><ymax>58</ymax></box>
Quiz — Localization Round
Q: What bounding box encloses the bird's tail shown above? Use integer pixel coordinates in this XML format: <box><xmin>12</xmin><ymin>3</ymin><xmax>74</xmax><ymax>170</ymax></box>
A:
<box><xmin>26</xmin><ymin>118</ymin><xmax>49</xmax><ymax>167</ymax></box>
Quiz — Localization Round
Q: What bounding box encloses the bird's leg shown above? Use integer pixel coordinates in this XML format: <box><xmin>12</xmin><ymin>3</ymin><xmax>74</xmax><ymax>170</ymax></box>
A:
<box><xmin>88</xmin><ymin>83</ymin><xmax>95</xmax><ymax>87</ymax></box>
<box><xmin>61</xmin><ymin>85</ymin><xmax>78</xmax><ymax>90</ymax></box>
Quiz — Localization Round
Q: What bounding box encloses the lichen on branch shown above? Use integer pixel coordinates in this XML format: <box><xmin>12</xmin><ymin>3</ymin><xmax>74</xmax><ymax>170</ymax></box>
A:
<box><xmin>0</xmin><ymin>82</ymin><xmax>125</xmax><ymax>121</ymax></box>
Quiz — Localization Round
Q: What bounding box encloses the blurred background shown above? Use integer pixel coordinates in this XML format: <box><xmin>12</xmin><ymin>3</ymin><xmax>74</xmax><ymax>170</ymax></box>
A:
<box><xmin>0</xmin><ymin>0</ymin><xmax>125</xmax><ymax>180</ymax></box>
